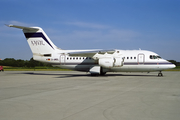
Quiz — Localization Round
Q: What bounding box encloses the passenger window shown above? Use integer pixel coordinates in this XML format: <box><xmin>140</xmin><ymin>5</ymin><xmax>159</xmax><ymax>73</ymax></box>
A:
<box><xmin>131</xmin><ymin>57</ymin><xmax>132</xmax><ymax>59</ymax></box>
<box><xmin>134</xmin><ymin>57</ymin><xmax>136</xmax><ymax>59</ymax></box>
<box><xmin>127</xmin><ymin>57</ymin><xmax>129</xmax><ymax>59</ymax></box>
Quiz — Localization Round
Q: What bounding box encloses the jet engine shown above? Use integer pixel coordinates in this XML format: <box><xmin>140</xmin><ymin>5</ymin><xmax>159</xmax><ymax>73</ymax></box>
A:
<box><xmin>98</xmin><ymin>57</ymin><xmax>124</xmax><ymax>68</ymax></box>
<box><xmin>99</xmin><ymin>58</ymin><xmax>114</xmax><ymax>68</ymax></box>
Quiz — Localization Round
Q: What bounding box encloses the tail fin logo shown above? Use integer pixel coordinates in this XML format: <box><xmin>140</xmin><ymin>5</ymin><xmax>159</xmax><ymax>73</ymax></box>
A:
<box><xmin>24</xmin><ymin>32</ymin><xmax>54</xmax><ymax>49</ymax></box>
<box><xmin>31</xmin><ymin>41</ymin><xmax>45</xmax><ymax>46</ymax></box>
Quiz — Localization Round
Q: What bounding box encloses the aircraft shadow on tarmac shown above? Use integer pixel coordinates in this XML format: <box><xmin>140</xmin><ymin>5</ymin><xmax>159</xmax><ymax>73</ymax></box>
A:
<box><xmin>13</xmin><ymin>72</ymin><xmax>158</xmax><ymax>78</ymax></box>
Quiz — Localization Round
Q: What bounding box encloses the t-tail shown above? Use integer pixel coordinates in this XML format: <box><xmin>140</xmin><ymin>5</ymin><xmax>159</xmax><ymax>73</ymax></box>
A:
<box><xmin>6</xmin><ymin>24</ymin><xmax>61</xmax><ymax>62</ymax></box>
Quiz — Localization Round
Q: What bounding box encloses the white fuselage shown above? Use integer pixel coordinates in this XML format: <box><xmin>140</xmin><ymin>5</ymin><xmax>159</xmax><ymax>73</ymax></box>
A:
<box><xmin>42</xmin><ymin>49</ymin><xmax>175</xmax><ymax>73</ymax></box>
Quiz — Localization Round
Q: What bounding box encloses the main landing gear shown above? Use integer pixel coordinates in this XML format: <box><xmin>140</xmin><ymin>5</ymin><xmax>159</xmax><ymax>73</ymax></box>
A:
<box><xmin>158</xmin><ymin>71</ymin><xmax>163</xmax><ymax>77</ymax></box>
<box><xmin>100</xmin><ymin>67</ymin><xmax>106</xmax><ymax>75</ymax></box>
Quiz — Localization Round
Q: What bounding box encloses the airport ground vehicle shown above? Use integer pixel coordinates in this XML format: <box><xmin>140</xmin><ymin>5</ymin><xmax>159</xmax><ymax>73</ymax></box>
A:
<box><xmin>0</xmin><ymin>66</ymin><xmax>4</xmax><ymax>72</ymax></box>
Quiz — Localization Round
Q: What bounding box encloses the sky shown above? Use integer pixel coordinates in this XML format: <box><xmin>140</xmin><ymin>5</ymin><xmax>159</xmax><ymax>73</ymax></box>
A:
<box><xmin>0</xmin><ymin>0</ymin><xmax>180</xmax><ymax>61</ymax></box>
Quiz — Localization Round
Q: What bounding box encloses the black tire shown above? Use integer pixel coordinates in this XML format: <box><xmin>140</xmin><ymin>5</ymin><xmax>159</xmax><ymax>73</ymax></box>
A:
<box><xmin>158</xmin><ymin>73</ymin><xmax>163</xmax><ymax>77</ymax></box>
<box><xmin>100</xmin><ymin>67</ymin><xmax>106</xmax><ymax>75</ymax></box>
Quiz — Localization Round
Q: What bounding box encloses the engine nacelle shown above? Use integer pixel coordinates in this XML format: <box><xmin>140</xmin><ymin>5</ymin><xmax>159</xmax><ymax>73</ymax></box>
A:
<box><xmin>113</xmin><ymin>57</ymin><xmax>124</xmax><ymax>67</ymax></box>
<box><xmin>99</xmin><ymin>58</ymin><xmax>114</xmax><ymax>68</ymax></box>
<box><xmin>98</xmin><ymin>57</ymin><xmax>124</xmax><ymax>68</ymax></box>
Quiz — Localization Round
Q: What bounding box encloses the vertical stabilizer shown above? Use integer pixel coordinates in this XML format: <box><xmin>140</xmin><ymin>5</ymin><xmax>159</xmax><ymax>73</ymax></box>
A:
<box><xmin>7</xmin><ymin>25</ymin><xmax>59</xmax><ymax>54</ymax></box>
<box><xmin>23</xmin><ymin>27</ymin><xmax>58</xmax><ymax>55</ymax></box>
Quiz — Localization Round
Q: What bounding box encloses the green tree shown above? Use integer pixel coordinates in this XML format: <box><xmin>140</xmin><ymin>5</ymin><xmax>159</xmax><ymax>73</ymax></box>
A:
<box><xmin>3</xmin><ymin>58</ymin><xmax>16</xmax><ymax>67</ymax></box>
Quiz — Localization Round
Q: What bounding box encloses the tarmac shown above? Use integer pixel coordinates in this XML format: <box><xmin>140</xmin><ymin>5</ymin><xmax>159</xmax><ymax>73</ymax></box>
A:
<box><xmin>0</xmin><ymin>71</ymin><xmax>180</xmax><ymax>120</ymax></box>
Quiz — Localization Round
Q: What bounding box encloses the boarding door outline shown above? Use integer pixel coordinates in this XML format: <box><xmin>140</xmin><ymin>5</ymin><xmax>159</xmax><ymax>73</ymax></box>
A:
<box><xmin>60</xmin><ymin>55</ymin><xmax>66</xmax><ymax>65</ymax></box>
<box><xmin>138</xmin><ymin>54</ymin><xmax>145</xmax><ymax>64</ymax></box>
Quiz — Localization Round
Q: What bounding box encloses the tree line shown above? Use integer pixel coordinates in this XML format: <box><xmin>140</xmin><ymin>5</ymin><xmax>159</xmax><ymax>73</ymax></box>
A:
<box><xmin>168</xmin><ymin>60</ymin><xmax>180</xmax><ymax>66</ymax></box>
<box><xmin>0</xmin><ymin>58</ymin><xmax>52</xmax><ymax>68</ymax></box>
<box><xmin>0</xmin><ymin>58</ymin><xmax>179</xmax><ymax>68</ymax></box>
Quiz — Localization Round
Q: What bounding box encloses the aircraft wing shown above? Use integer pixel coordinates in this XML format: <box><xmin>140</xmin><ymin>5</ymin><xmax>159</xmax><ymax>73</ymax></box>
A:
<box><xmin>68</xmin><ymin>49</ymin><xmax>115</xmax><ymax>57</ymax></box>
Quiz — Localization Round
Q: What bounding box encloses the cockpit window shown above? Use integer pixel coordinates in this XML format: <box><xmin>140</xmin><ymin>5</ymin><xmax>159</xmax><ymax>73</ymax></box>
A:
<box><xmin>157</xmin><ymin>56</ymin><xmax>161</xmax><ymax>59</ymax></box>
<box><xmin>153</xmin><ymin>56</ymin><xmax>157</xmax><ymax>59</ymax></box>
<box><xmin>150</xmin><ymin>55</ymin><xmax>153</xmax><ymax>59</ymax></box>
<box><xmin>150</xmin><ymin>55</ymin><xmax>162</xmax><ymax>59</ymax></box>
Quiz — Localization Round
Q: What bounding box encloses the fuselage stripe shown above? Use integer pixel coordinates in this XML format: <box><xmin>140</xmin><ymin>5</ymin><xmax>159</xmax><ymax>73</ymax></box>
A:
<box><xmin>58</xmin><ymin>62</ymin><xmax>173</xmax><ymax>66</ymax></box>
<box><xmin>124</xmin><ymin>62</ymin><xmax>173</xmax><ymax>65</ymax></box>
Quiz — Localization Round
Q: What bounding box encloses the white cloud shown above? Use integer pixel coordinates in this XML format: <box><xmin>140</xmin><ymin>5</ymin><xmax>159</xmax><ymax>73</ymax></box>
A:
<box><xmin>65</xmin><ymin>21</ymin><xmax>110</xmax><ymax>29</ymax></box>
<box><xmin>105</xmin><ymin>29</ymin><xmax>141</xmax><ymax>41</ymax></box>
<box><xmin>52</xmin><ymin>29</ymin><xmax>140</xmax><ymax>42</ymax></box>
<box><xmin>55</xmin><ymin>21</ymin><xmax>141</xmax><ymax>42</ymax></box>
<box><xmin>7</xmin><ymin>21</ymin><xmax>35</xmax><ymax>27</ymax></box>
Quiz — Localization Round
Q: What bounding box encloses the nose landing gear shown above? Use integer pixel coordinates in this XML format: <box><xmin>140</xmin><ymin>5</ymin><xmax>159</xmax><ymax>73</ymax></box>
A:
<box><xmin>158</xmin><ymin>71</ymin><xmax>163</xmax><ymax>77</ymax></box>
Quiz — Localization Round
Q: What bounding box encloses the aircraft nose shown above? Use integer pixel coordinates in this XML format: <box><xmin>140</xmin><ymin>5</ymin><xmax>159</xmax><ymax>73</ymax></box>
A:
<box><xmin>165</xmin><ymin>60</ymin><xmax>176</xmax><ymax>69</ymax></box>
<box><xmin>168</xmin><ymin>63</ymin><xmax>176</xmax><ymax>69</ymax></box>
<box><xmin>171</xmin><ymin>64</ymin><xmax>176</xmax><ymax>69</ymax></box>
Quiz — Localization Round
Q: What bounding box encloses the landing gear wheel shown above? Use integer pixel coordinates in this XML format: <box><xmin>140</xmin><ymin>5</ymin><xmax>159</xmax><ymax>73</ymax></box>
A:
<box><xmin>158</xmin><ymin>71</ymin><xmax>163</xmax><ymax>77</ymax></box>
<box><xmin>100</xmin><ymin>67</ymin><xmax>106</xmax><ymax>76</ymax></box>
<box><xmin>90</xmin><ymin>73</ymin><xmax>99</xmax><ymax>76</ymax></box>
<box><xmin>100</xmin><ymin>72</ymin><xmax>106</xmax><ymax>75</ymax></box>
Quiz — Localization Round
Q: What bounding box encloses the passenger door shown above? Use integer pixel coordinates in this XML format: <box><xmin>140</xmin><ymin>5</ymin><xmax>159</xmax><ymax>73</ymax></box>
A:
<box><xmin>60</xmin><ymin>55</ymin><xmax>66</xmax><ymax>65</ymax></box>
<box><xmin>138</xmin><ymin>54</ymin><xmax>145</xmax><ymax>64</ymax></box>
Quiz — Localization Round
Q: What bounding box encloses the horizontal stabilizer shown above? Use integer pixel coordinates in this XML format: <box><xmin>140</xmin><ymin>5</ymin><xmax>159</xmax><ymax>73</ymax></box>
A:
<box><xmin>6</xmin><ymin>24</ymin><xmax>39</xmax><ymax>31</ymax></box>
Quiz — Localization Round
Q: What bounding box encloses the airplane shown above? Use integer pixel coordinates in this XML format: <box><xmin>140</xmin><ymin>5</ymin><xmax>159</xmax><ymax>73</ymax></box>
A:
<box><xmin>6</xmin><ymin>24</ymin><xmax>176</xmax><ymax>76</ymax></box>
